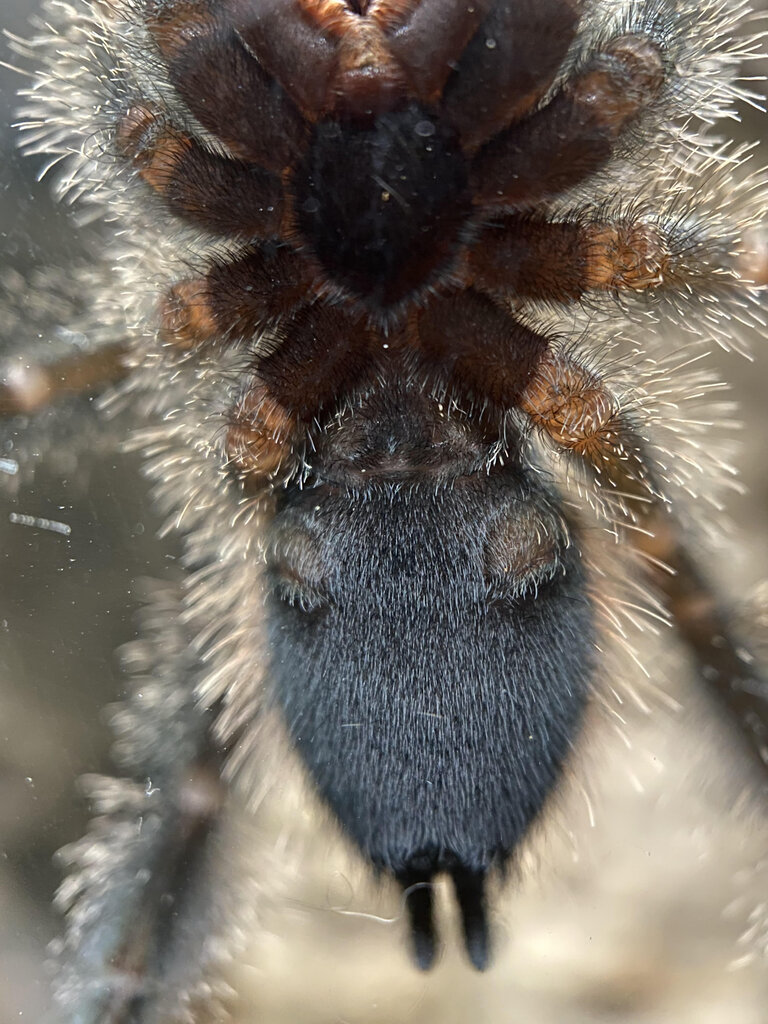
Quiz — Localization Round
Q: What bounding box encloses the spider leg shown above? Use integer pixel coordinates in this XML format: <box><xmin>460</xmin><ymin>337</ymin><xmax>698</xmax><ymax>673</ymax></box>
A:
<box><xmin>520</xmin><ymin>348</ymin><xmax>768</xmax><ymax>771</ymax></box>
<box><xmin>144</xmin><ymin>0</ymin><xmax>584</xmax><ymax>157</ymax></box>
<box><xmin>470</xmin><ymin>33</ymin><xmax>665</xmax><ymax>207</ymax></box>
<box><xmin>116</xmin><ymin>104</ymin><xmax>284</xmax><ymax>238</ymax></box>
<box><xmin>468</xmin><ymin>212</ymin><xmax>672</xmax><ymax>304</ymax></box>
<box><xmin>155</xmin><ymin>257</ymin><xmax>370</xmax><ymax>483</ymax></box>
<box><xmin>441</xmin><ymin>0</ymin><xmax>584</xmax><ymax>152</ymax></box>
<box><xmin>62</xmin><ymin>746</ymin><xmax>227</xmax><ymax>1023</ymax></box>
<box><xmin>468</xmin><ymin>197</ymin><xmax>764</xmax><ymax>307</ymax></box>
<box><xmin>52</xmin><ymin>588</ymin><xmax>243</xmax><ymax>1024</ymax></box>
<box><xmin>415</xmin><ymin>288</ymin><xmax>549</xmax><ymax>409</ymax></box>
<box><xmin>0</xmin><ymin>342</ymin><xmax>127</xmax><ymax>416</ymax></box>
<box><xmin>524</xmin><ymin>349</ymin><xmax>768</xmax><ymax>769</ymax></box>
<box><xmin>416</xmin><ymin>292</ymin><xmax>641</xmax><ymax>484</ymax></box>
<box><xmin>158</xmin><ymin>244</ymin><xmax>313</xmax><ymax>351</ymax></box>
<box><xmin>518</xmin><ymin>348</ymin><xmax>653</xmax><ymax>491</ymax></box>
<box><xmin>144</xmin><ymin>0</ymin><xmax>308</xmax><ymax>172</ymax></box>
<box><xmin>226</xmin><ymin>304</ymin><xmax>377</xmax><ymax>483</ymax></box>
<box><xmin>637</xmin><ymin>514</ymin><xmax>768</xmax><ymax>772</ymax></box>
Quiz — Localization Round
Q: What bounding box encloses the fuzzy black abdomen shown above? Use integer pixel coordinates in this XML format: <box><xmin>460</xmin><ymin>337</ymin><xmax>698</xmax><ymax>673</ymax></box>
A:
<box><xmin>266</xmin><ymin>471</ymin><xmax>593</xmax><ymax>968</ymax></box>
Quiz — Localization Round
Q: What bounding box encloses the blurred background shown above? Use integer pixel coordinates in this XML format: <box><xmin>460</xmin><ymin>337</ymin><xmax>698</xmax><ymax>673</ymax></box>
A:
<box><xmin>1</xmin><ymin>2</ymin><xmax>768</xmax><ymax>1022</ymax></box>
<box><xmin>0</xmin><ymin>1</ymin><xmax>183</xmax><ymax>1017</ymax></box>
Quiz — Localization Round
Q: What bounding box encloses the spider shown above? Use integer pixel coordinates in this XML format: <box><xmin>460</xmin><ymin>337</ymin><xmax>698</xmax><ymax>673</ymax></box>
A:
<box><xmin>2</xmin><ymin>0</ymin><xmax>768</xmax><ymax>1020</ymax></box>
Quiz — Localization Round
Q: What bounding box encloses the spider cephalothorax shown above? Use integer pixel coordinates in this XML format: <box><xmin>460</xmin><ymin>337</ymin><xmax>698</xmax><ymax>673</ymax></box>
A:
<box><xmin>127</xmin><ymin>0</ymin><xmax>679</xmax><ymax>491</ymax></box>
<box><xmin>6</xmin><ymin>0</ymin><xmax>768</xmax><ymax>1017</ymax></box>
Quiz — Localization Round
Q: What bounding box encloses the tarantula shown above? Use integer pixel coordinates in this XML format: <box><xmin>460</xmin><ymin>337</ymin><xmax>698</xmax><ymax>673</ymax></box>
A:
<box><xmin>2</xmin><ymin>0</ymin><xmax>768</xmax><ymax>1019</ymax></box>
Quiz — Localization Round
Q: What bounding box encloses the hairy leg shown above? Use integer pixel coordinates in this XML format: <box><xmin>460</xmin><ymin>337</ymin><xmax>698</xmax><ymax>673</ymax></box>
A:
<box><xmin>226</xmin><ymin>305</ymin><xmax>377</xmax><ymax>484</ymax></box>
<box><xmin>468</xmin><ymin>213</ymin><xmax>672</xmax><ymax>303</ymax></box>
<box><xmin>144</xmin><ymin>0</ymin><xmax>308</xmax><ymax>172</ymax></box>
<box><xmin>157</xmin><ymin>245</ymin><xmax>313</xmax><ymax>351</ymax></box>
<box><xmin>470</xmin><ymin>33</ymin><xmax>665</xmax><ymax>207</ymax></box>
<box><xmin>441</xmin><ymin>0</ymin><xmax>584</xmax><ymax>151</ymax></box>
<box><xmin>52</xmin><ymin>588</ymin><xmax>243</xmax><ymax>1024</ymax></box>
<box><xmin>116</xmin><ymin>104</ymin><xmax>284</xmax><ymax>239</ymax></box>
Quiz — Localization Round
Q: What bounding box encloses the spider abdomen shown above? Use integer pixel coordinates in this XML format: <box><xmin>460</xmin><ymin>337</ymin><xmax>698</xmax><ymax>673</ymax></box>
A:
<box><xmin>265</xmin><ymin>393</ymin><xmax>594</xmax><ymax>969</ymax></box>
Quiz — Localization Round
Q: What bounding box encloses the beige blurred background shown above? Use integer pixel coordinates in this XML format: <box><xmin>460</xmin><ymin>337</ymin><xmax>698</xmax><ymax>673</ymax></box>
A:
<box><xmin>1</xmin><ymin>2</ymin><xmax>768</xmax><ymax>1022</ymax></box>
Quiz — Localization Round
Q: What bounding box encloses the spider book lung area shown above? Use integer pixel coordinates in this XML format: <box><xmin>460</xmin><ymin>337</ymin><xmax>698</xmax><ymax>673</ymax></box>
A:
<box><xmin>2</xmin><ymin>0</ymin><xmax>768</xmax><ymax>1021</ymax></box>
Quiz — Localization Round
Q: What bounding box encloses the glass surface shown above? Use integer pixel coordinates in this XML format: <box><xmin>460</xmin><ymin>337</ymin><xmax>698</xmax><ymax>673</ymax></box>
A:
<box><xmin>0</xmin><ymin>4</ymin><xmax>178</xmax><ymax>1018</ymax></box>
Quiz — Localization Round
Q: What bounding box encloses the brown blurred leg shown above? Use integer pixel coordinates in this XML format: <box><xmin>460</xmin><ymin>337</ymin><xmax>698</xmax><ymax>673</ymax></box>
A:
<box><xmin>469</xmin><ymin>214</ymin><xmax>669</xmax><ymax>303</ymax></box>
<box><xmin>0</xmin><ymin>343</ymin><xmax>128</xmax><ymax>416</ymax></box>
